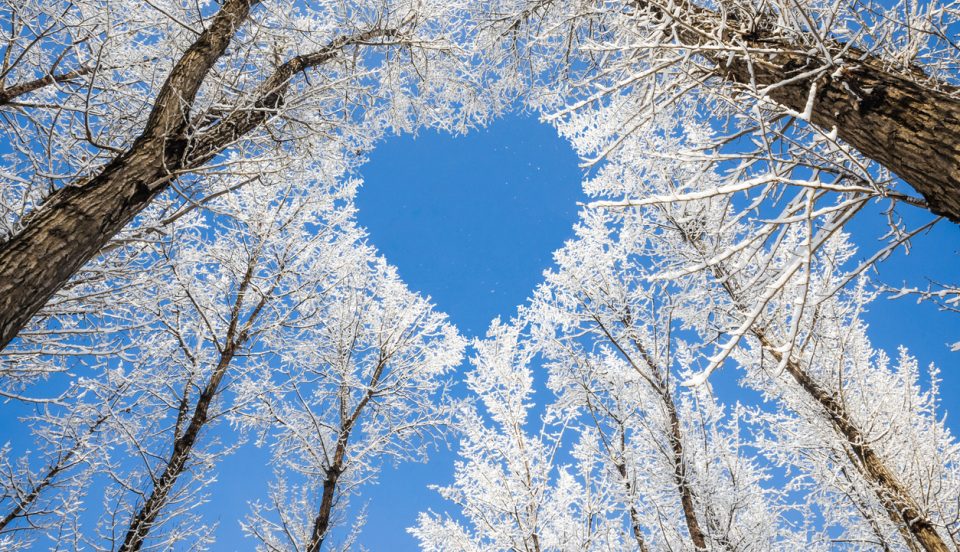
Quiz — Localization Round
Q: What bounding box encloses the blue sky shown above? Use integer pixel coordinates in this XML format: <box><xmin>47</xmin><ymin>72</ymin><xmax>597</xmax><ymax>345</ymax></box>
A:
<box><xmin>349</xmin><ymin>116</ymin><xmax>586</xmax><ymax>550</ymax></box>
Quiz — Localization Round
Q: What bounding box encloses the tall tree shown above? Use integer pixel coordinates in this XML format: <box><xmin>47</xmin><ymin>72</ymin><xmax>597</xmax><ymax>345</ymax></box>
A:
<box><xmin>511</xmin><ymin>0</ymin><xmax>960</xmax><ymax>220</ymax></box>
<box><xmin>0</xmin><ymin>0</ymin><xmax>488</xmax><ymax>350</ymax></box>
<box><xmin>412</xmin><ymin>320</ymin><xmax>629</xmax><ymax>552</ymax></box>
<box><xmin>413</xmin><ymin>306</ymin><xmax>803</xmax><ymax>551</ymax></box>
<box><xmin>0</xmin><ymin>162</ymin><xmax>367</xmax><ymax>549</ymax></box>
<box><xmin>526</xmin><ymin>217</ymin><xmax>795</xmax><ymax>550</ymax></box>
<box><xmin>239</xmin><ymin>256</ymin><xmax>465</xmax><ymax>551</ymax></box>
<box><xmin>95</xmin><ymin>173</ymin><xmax>363</xmax><ymax>551</ymax></box>
<box><xmin>573</xmin><ymin>127</ymin><xmax>960</xmax><ymax>550</ymax></box>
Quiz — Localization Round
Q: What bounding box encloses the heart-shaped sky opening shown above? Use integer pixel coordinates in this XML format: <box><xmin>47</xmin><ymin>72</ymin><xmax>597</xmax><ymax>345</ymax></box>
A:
<box><xmin>357</xmin><ymin>116</ymin><xmax>585</xmax><ymax>336</ymax></box>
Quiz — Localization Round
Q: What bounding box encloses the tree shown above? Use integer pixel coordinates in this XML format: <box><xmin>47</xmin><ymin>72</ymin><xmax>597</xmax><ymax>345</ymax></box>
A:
<box><xmin>569</xmin><ymin>126</ymin><xmax>960</xmax><ymax>550</ymax></box>
<box><xmin>510</xmin><ymin>0</ymin><xmax>960</xmax><ymax>220</ymax></box>
<box><xmin>238</xmin><ymin>255</ymin><xmax>465</xmax><ymax>551</ymax></box>
<box><xmin>0</xmin><ymin>0</ymin><xmax>489</xmax><ymax>350</ymax></box>
<box><xmin>1</xmin><ymin>2</ymin><xmax>958</xmax><ymax>548</ymax></box>
<box><xmin>526</xmin><ymin>216</ymin><xmax>796</xmax><ymax>550</ymax></box>
<box><xmin>95</xmin><ymin>172</ymin><xmax>366</xmax><ymax>551</ymax></box>
<box><xmin>0</xmin><ymin>160</ymin><xmax>372</xmax><ymax>549</ymax></box>
<box><xmin>412</xmin><ymin>319</ymin><xmax>629</xmax><ymax>552</ymax></box>
<box><xmin>413</xmin><ymin>311</ymin><xmax>799</xmax><ymax>550</ymax></box>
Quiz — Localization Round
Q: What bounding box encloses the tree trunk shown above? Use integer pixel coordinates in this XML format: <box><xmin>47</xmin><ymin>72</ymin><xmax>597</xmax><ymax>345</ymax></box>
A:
<box><xmin>0</xmin><ymin>0</ymin><xmax>255</xmax><ymax>352</ymax></box>
<box><xmin>628</xmin><ymin>333</ymin><xmax>709</xmax><ymax>550</ymax></box>
<box><xmin>118</xmin><ymin>346</ymin><xmax>235</xmax><ymax>552</ymax></box>
<box><xmin>633</xmin><ymin>0</ymin><xmax>960</xmax><ymax>222</ymax></box>
<box><xmin>0</xmin><ymin>149</ymin><xmax>175</xmax><ymax>352</ymax></box>
<box><xmin>666</xmin><ymin>212</ymin><xmax>951</xmax><ymax>552</ymax></box>
<box><xmin>665</xmin><ymin>396</ymin><xmax>708</xmax><ymax>550</ymax></box>
<box><xmin>722</xmin><ymin>46</ymin><xmax>960</xmax><ymax>223</ymax></box>
<box><xmin>761</xmin><ymin>336</ymin><xmax>950</xmax><ymax>552</ymax></box>
<box><xmin>0</xmin><ymin>18</ymin><xmax>391</xmax><ymax>353</ymax></box>
<box><xmin>613</xmin><ymin>456</ymin><xmax>650</xmax><ymax>552</ymax></box>
<box><xmin>305</xmin><ymin>354</ymin><xmax>395</xmax><ymax>552</ymax></box>
<box><xmin>307</xmin><ymin>464</ymin><xmax>342</xmax><ymax>552</ymax></box>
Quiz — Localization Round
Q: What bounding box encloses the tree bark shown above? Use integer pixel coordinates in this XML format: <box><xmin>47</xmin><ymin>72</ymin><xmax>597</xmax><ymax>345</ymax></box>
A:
<box><xmin>613</xmin><ymin>460</ymin><xmax>651</xmax><ymax>552</ymax></box>
<box><xmin>0</xmin><ymin>19</ymin><xmax>395</xmax><ymax>352</ymax></box>
<box><xmin>596</xmin><ymin>317</ymin><xmax>711</xmax><ymax>550</ymax></box>
<box><xmin>0</xmin><ymin>66</ymin><xmax>93</xmax><ymax>106</ymax></box>
<box><xmin>627</xmin><ymin>333</ymin><xmax>709</xmax><ymax>550</ymax></box>
<box><xmin>304</xmin><ymin>353</ymin><xmax>393</xmax><ymax>552</ymax></box>
<box><xmin>118</xmin><ymin>241</ymin><xmax>271</xmax><ymax>551</ymax></box>
<box><xmin>118</xmin><ymin>345</ymin><xmax>236</xmax><ymax>552</ymax></box>
<box><xmin>722</xmin><ymin>45</ymin><xmax>960</xmax><ymax>223</ymax></box>
<box><xmin>0</xmin><ymin>0</ymin><xmax>256</xmax><ymax>352</ymax></box>
<box><xmin>634</xmin><ymin>0</ymin><xmax>960</xmax><ymax>222</ymax></box>
<box><xmin>307</xmin><ymin>462</ymin><xmax>342</xmax><ymax>552</ymax></box>
<box><xmin>665</xmin><ymin>403</ymin><xmax>708</xmax><ymax>550</ymax></box>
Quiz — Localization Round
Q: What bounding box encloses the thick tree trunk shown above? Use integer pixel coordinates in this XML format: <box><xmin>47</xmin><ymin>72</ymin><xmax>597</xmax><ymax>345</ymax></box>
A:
<box><xmin>0</xmin><ymin>0</ymin><xmax>255</xmax><ymax>352</ymax></box>
<box><xmin>634</xmin><ymin>0</ymin><xmax>960</xmax><ymax>222</ymax></box>
<box><xmin>0</xmin><ymin>149</ymin><xmax>175</xmax><ymax>352</ymax></box>
<box><xmin>722</xmin><ymin>46</ymin><xmax>960</xmax><ymax>223</ymax></box>
<box><xmin>0</xmin><ymin>19</ymin><xmax>389</xmax><ymax>353</ymax></box>
<box><xmin>838</xmin><ymin>456</ymin><xmax>921</xmax><ymax>552</ymax></box>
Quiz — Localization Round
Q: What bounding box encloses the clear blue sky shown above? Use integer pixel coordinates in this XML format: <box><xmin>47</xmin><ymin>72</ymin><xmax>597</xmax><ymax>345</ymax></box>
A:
<box><xmin>2</xmin><ymin>114</ymin><xmax>958</xmax><ymax>550</ymax></box>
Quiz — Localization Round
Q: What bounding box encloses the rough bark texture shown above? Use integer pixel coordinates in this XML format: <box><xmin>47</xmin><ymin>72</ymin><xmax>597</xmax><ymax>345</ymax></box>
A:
<box><xmin>0</xmin><ymin>0</ymin><xmax>256</xmax><ymax>352</ymax></box>
<box><xmin>838</xmin><ymin>454</ymin><xmax>921</xmax><ymax>552</ymax></box>
<box><xmin>722</xmin><ymin>47</ymin><xmax>960</xmax><ymax>223</ymax></box>
<box><xmin>0</xmin><ymin>19</ymin><xmax>395</xmax><ymax>352</ymax></box>
<box><xmin>636</xmin><ymin>0</ymin><xmax>960</xmax><ymax>222</ymax></box>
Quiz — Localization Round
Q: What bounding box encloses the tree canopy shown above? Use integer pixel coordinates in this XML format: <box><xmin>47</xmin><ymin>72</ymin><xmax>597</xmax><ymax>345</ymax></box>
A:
<box><xmin>1</xmin><ymin>0</ymin><xmax>958</xmax><ymax>550</ymax></box>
